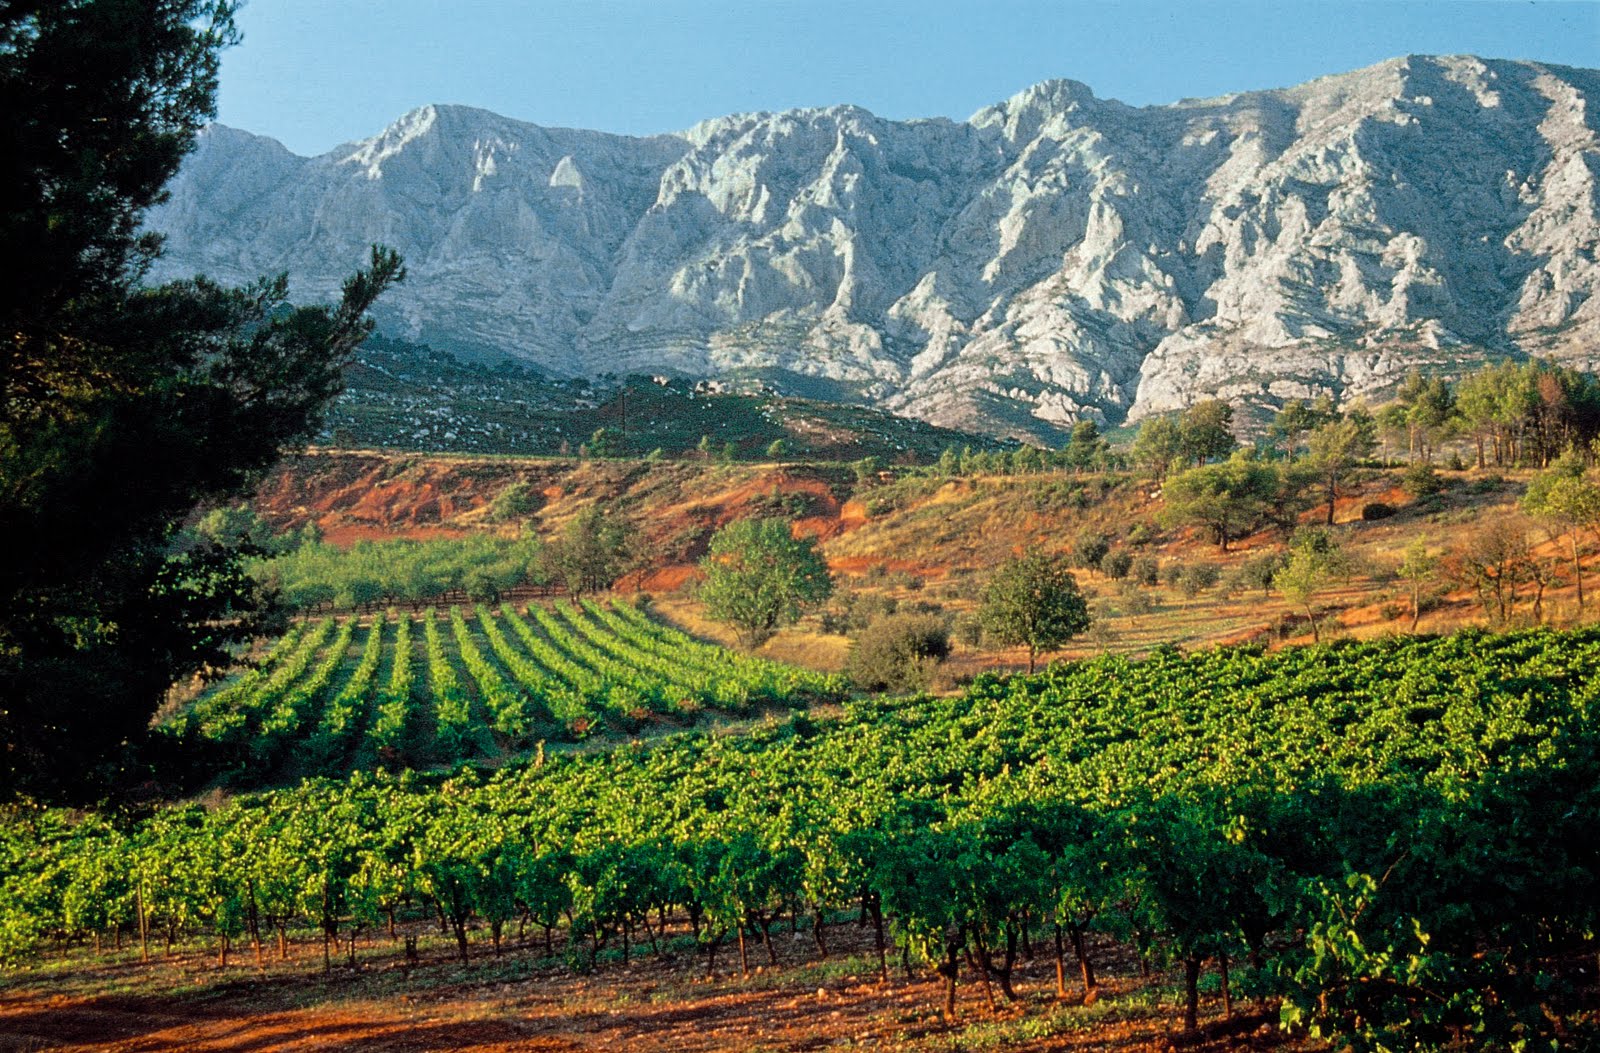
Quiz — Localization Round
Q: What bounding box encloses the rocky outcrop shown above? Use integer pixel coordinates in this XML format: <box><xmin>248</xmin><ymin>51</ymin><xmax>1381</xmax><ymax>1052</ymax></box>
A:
<box><xmin>147</xmin><ymin>55</ymin><xmax>1600</xmax><ymax>440</ymax></box>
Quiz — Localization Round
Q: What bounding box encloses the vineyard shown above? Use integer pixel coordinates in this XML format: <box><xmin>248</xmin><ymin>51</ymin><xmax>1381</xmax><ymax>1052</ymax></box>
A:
<box><xmin>165</xmin><ymin>600</ymin><xmax>845</xmax><ymax>783</ymax></box>
<box><xmin>6</xmin><ymin>627</ymin><xmax>1598</xmax><ymax>1049</ymax></box>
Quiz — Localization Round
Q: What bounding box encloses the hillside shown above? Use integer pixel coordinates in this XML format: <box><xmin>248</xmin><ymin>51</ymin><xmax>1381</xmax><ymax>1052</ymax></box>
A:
<box><xmin>322</xmin><ymin>335</ymin><xmax>1001</xmax><ymax>459</ymax></box>
<box><xmin>147</xmin><ymin>55</ymin><xmax>1600</xmax><ymax>441</ymax></box>
<box><xmin>250</xmin><ymin>450</ymin><xmax>1579</xmax><ymax>674</ymax></box>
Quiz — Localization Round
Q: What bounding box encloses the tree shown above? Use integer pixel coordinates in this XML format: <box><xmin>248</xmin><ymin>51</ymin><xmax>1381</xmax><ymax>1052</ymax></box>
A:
<box><xmin>1130</xmin><ymin>416</ymin><xmax>1185</xmax><ymax>483</ymax></box>
<box><xmin>698</xmin><ymin>518</ymin><xmax>833</xmax><ymax>646</ymax></box>
<box><xmin>978</xmin><ymin>553</ymin><xmax>1091</xmax><ymax>673</ymax></box>
<box><xmin>1304</xmin><ymin>414</ymin><xmax>1376</xmax><ymax>525</ymax></box>
<box><xmin>1158</xmin><ymin>452</ymin><xmax>1285</xmax><ymax>552</ymax></box>
<box><xmin>543</xmin><ymin>507</ymin><xmax>628</xmax><ymax>597</ymax></box>
<box><xmin>1397</xmin><ymin>538</ymin><xmax>1440</xmax><ymax>633</ymax></box>
<box><xmin>1454</xmin><ymin>367</ymin><xmax>1502</xmax><ymax>469</ymax></box>
<box><xmin>1270</xmin><ymin>400</ymin><xmax>1327</xmax><ymax>462</ymax></box>
<box><xmin>1521</xmin><ymin>454</ymin><xmax>1600</xmax><ymax>610</ymax></box>
<box><xmin>1178</xmin><ymin>400</ymin><xmax>1236</xmax><ymax>466</ymax></box>
<box><xmin>1394</xmin><ymin>371</ymin><xmax>1456</xmax><ymax>463</ymax></box>
<box><xmin>0</xmin><ymin>2</ymin><xmax>403</xmax><ymax>801</ymax></box>
<box><xmin>1452</xmin><ymin>519</ymin><xmax>1534</xmax><ymax>625</ymax></box>
<box><xmin>1272</xmin><ymin>529</ymin><xmax>1347</xmax><ymax>643</ymax></box>
<box><xmin>765</xmin><ymin>439</ymin><xmax>789</xmax><ymax>460</ymax></box>
<box><xmin>1063</xmin><ymin>420</ymin><xmax>1106</xmax><ymax>472</ymax></box>
<box><xmin>586</xmin><ymin>427</ymin><xmax>622</xmax><ymax>459</ymax></box>
<box><xmin>487</xmin><ymin>481</ymin><xmax>539</xmax><ymax>522</ymax></box>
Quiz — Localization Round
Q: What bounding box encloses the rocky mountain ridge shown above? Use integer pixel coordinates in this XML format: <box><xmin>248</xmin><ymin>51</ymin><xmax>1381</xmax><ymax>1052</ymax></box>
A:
<box><xmin>147</xmin><ymin>55</ymin><xmax>1600</xmax><ymax>441</ymax></box>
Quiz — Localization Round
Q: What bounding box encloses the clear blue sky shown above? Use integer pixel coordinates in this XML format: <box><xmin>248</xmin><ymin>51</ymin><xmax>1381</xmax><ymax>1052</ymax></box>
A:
<box><xmin>217</xmin><ymin>1</ymin><xmax>1600</xmax><ymax>156</ymax></box>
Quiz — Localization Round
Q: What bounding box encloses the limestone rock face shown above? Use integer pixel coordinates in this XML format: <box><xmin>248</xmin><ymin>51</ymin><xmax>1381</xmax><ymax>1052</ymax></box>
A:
<box><xmin>148</xmin><ymin>56</ymin><xmax>1600</xmax><ymax>440</ymax></box>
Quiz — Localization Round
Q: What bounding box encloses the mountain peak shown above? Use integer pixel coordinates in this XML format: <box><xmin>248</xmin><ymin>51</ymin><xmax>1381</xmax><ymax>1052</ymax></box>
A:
<box><xmin>152</xmin><ymin>57</ymin><xmax>1600</xmax><ymax>442</ymax></box>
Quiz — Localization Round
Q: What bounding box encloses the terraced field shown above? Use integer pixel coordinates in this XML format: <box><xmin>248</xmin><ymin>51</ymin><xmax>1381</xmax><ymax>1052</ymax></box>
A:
<box><xmin>165</xmin><ymin>600</ymin><xmax>845</xmax><ymax>783</ymax></box>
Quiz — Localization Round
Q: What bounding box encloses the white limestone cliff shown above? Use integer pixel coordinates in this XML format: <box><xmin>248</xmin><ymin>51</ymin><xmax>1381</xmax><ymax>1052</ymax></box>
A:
<box><xmin>147</xmin><ymin>56</ymin><xmax>1600</xmax><ymax>440</ymax></box>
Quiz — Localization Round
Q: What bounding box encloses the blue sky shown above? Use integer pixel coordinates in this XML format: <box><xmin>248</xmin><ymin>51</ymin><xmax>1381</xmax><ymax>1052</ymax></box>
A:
<box><xmin>217</xmin><ymin>1</ymin><xmax>1600</xmax><ymax>156</ymax></box>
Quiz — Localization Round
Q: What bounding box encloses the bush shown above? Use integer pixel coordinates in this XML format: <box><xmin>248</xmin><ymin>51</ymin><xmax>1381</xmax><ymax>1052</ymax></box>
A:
<box><xmin>952</xmin><ymin>612</ymin><xmax>984</xmax><ymax>647</ymax></box>
<box><xmin>1468</xmin><ymin>474</ymin><xmax>1505</xmax><ymax>495</ymax></box>
<box><xmin>1164</xmin><ymin>562</ymin><xmax>1185</xmax><ymax>588</ymax></box>
<box><xmin>1132</xmin><ymin>556</ymin><xmax>1160</xmax><ymax>587</ymax></box>
<box><xmin>1072</xmin><ymin>532</ymin><xmax>1112</xmax><ymax>570</ymax></box>
<box><xmin>1402</xmin><ymin>462</ymin><xmax>1444</xmax><ymax>497</ymax></box>
<box><xmin>822</xmin><ymin>591</ymin><xmax>899</xmax><ymax>635</ymax></box>
<box><xmin>1236</xmin><ymin>552</ymin><xmax>1287</xmax><ymax>595</ymax></box>
<box><xmin>1100</xmin><ymin>549</ymin><xmax>1134</xmax><ymax>580</ymax></box>
<box><xmin>488</xmin><ymin>480</ymin><xmax>540</xmax><ymax>521</ymax></box>
<box><xmin>1117</xmin><ymin>581</ymin><xmax>1154</xmax><ymax>617</ymax></box>
<box><xmin>1361</xmin><ymin>502</ymin><xmax>1397</xmax><ymax>521</ymax></box>
<box><xmin>845</xmin><ymin>613</ymin><xmax>952</xmax><ymax>693</ymax></box>
<box><xmin>1126</xmin><ymin>522</ymin><xmax>1156</xmax><ymax>546</ymax></box>
<box><xmin>1177</xmin><ymin>562</ymin><xmax>1220</xmax><ymax>597</ymax></box>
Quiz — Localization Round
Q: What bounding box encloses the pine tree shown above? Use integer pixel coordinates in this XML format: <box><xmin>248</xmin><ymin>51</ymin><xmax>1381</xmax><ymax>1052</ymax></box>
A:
<box><xmin>0</xmin><ymin>2</ymin><xmax>403</xmax><ymax>800</ymax></box>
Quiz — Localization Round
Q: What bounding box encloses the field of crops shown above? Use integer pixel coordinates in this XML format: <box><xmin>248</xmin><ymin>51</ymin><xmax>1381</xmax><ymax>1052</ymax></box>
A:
<box><xmin>164</xmin><ymin>600</ymin><xmax>845</xmax><ymax>782</ymax></box>
<box><xmin>10</xmin><ymin>627</ymin><xmax>1599</xmax><ymax>1048</ymax></box>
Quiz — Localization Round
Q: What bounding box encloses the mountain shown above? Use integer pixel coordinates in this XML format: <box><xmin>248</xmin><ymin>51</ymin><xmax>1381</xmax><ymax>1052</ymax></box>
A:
<box><xmin>147</xmin><ymin>56</ymin><xmax>1600</xmax><ymax>441</ymax></box>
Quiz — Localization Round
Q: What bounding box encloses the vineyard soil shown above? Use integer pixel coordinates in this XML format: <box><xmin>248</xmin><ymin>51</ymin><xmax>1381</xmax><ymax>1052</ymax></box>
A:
<box><xmin>0</xmin><ymin>924</ymin><xmax>1296</xmax><ymax>1052</ymax></box>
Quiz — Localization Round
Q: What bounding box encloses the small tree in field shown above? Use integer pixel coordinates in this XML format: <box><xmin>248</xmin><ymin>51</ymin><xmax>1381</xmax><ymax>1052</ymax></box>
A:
<box><xmin>698</xmin><ymin>518</ymin><xmax>833</xmax><ymax>646</ymax></box>
<box><xmin>979</xmin><ymin>553</ymin><xmax>1091</xmax><ymax>674</ymax></box>
<box><xmin>1397</xmin><ymin>538</ymin><xmax>1440</xmax><ymax>633</ymax></box>
<box><xmin>1272</xmin><ymin>528</ymin><xmax>1350</xmax><ymax>643</ymax></box>
<box><xmin>543</xmin><ymin>507</ymin><xmax>628</xmax><ymax>597</ymax></box>
<box><xmin>1522</xmin><ymin>453</ymin><xmax>1600</xmax><ymax>611</ymax></box>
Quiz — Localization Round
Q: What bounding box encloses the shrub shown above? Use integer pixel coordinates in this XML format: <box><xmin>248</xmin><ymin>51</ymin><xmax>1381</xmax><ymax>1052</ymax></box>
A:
<box><xmin>1164</xmin><ymin>562</ymin><xmax>1185</xmax><ymax>588</ymax></box>
<box><xmin>1117</xmin><ymin>582</ymin><xmax>1154</xmax><ymax>617</ymax></box>
<box><xmin>1126</xmin><ymin>522</ymin><xmax>1156</xmax><ymax>546</ymax></box>
<box><xmin>1072</xmin><ymin>532</ymin><xmax>1112</xmax><ymax>570</ymax></box>
<box><xmin>1177</xmin><ymin>562</ymin><xmax>1220</xmax><ymax>597</ymax></box>
<box><xmin>1402</xmin><ymin>462</ymin><xmax>1444</xmax><ymax>497</ymax></box>
<box><xmin>845</xmin><ymin>613</ymin><xmax>952</xmax><ymax>693</ymax></box>
<box><xmin>488</xmin><ymin>480</ymin><xmax>540</xmax><ymax>521</ymax></box>
<box><xmin>1446</xmin><ymin>452</ymin><xmax>1466</xmax><ymax>471</ymax></box>
<box><xmin>1361</xmin><ymin>502</ymin><xmax>1397</xmax><ymax>521</ymax></box>
<box><xmin>1100</xmin><ymin>549</ymin><xmax>1134</xmax><ymax>580</ymax></box>
<box><xmin>1131</xmin><ymin>556</ymin><xmax>1160</xmax><ymax>587</ymax></box>
<box><xmin>952</xmin><ymin>612</ymin><xmax>984</xmax><ymax>647</ymax></box>
<box><xmin>823</xmin><ymin>591</ymin><xmax>899</xmax><ymax>635</ymax></box>
<box><xmin>1236</xmin><ymin>552</ymin><xmax>1288</xmax><ymax>596</ymax></box>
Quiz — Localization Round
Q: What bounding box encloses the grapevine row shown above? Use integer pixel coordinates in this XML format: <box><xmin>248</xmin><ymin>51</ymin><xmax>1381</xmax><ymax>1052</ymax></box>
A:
<box><xmin>422</xmin><ymin>609</ymin><xmax>473</xmax><ymax>759</ymax></box>
<box><xmin>8</xmin><ymin>627</ymin><xmax>1598</xmax><ymax>1048</ymax></box>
